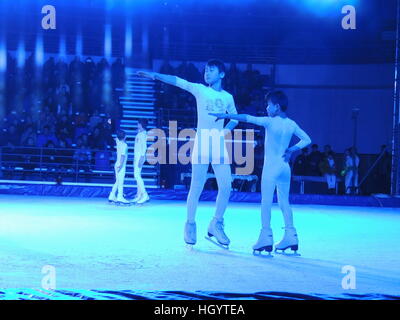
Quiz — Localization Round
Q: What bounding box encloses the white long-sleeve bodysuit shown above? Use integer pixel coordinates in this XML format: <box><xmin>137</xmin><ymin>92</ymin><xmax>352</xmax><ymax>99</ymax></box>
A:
<box><xmin>175</xmin><ymin>78</ymin><xmax>238</xmax><ymax>222</ymax></box>
<box><xmin>246</xmin><ymin>115</ymin><xmax>311</xmax><ymax>228</ymax></box>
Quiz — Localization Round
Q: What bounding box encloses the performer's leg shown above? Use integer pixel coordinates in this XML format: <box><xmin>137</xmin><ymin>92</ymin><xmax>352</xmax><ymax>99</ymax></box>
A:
<box><xmin>276</xmin><ymin>164</ymin><xmax>294</xmax><ymax>228</ymax></box>
<box><xmin>324</xmin><ymin>174</ymin><xmax>330</xmax><ymax>189</ymax></box>
<box><xmin>260</xmin><ymin>167</ymin><xmax>276</xmax><ymax>229</ymax></box>
<box><xmin>109</xmin><ymin>168</ymin><xmax>118</xmax><ymax>199</ymax></box>
<box><xmin>116</xmin><ymin>168</ymin><xmax>126</xmax><ymax>200</ymax></box>
<box><xmin>327</xmin><ymin>174</ymin><xmax>334</xmax><ymax>189</ymax></box>
<box><xmin>212</xmin><ymin>163</ymin><xmax>232</xmax><ymax>220</ymax></box>
<box><xmin>186</xmin><ymin>164</ymin><xmax>208</xmax><ymax>223</ymax></box>
<box><xmin>134</xmin><ymin>161</ymin><xmax>146</xmax><ymax>197</ymax></box>
<box><xmin>276</xmin><ymin>182</ymin><xmax>294</xmax><ymax>229</ymax></box>
<box><xmin>345</xmin><ymin>171</ymin><xmax>352</xmax><ymax>194</ymax></box>
<box><xmin>332</xmin><ymin>174</ymin><xmax>337</xmax><ymax>191</ymax></box>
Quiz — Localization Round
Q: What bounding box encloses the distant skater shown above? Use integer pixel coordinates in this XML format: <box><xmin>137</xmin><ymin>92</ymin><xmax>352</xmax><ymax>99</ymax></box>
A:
<box><xmin>108</xmin><ymin>129</ymin><xmax>130</xmax><ymax>205</ymax></box>
<box><xmin>132</xmin><ymin>119</ymin><xmax>149</xmax><ymax>204</ymax></box>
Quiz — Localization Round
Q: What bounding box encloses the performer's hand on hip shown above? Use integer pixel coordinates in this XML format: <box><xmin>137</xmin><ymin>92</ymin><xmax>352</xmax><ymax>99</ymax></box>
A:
<box><xmin>282</xmin><ymin>149</ymin><xmax>292</xmax><ymax>162</ymax></box>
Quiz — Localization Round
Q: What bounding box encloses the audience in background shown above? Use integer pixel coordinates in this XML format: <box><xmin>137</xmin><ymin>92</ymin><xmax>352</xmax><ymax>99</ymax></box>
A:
<box><xmin>293</xmin><ymin>147</ymin><xmax>310</xmax><ymax>176</ymax></box>
<box><xmin>0</xmin><ymin>53</ymin><xmax>124</xmax><ymax>151</ymax></box>
<box><xmin>319</xmin><ymin>152</ymin><xmax>337</xmax><ymax>194</ymax></box>
<box><xmin>307</xmin><ymin>144</ymin><xmax>323</xmax><ymax>176</ymax></box>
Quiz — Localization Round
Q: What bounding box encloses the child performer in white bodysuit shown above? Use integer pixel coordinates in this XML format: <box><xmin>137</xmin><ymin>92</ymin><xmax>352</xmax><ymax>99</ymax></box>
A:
<box><xmin>132</xmin><ymin>119</ymin><xmax>149</xmax><ymax>204</ymax></box>
<box><xmin>210</xmin><ymin>91</ymin><xmax>311</xmax><ymax>254</ymax></box>
<box><xmin>137</xmin><ymin>59</ymin><xmax>238</xmax><ymax>248</ymax></box>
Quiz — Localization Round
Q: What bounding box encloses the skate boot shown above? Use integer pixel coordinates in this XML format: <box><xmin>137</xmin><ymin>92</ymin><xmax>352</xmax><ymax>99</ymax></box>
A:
<box><xmin>116</xmin><ymin>197</ymin><xmax>131</xmax><ymax>206</ymax></box>
<box><xmin>206</xmin><ymin>217</ymin><xmax>230</xmax><ymax>249</ymax></box>
<box><xmin>108</xmin><ymin>195</ymin><xmax>117</xmax><ymax>204</ymax></box>
<box><xmin>131</xmin><ymin>194</ymin><xmax>141</xmax><ymax>204</ymax></box>
<box><xmin>184</xmin><ymin>221</ymin><xmax>197</xmax><ymax>246</ymax></box>
<box><xmin>274</xmin><ymin>227</ymin><xmax>299</xmax><ymax>254</ymax></box>
<box><xmin>136</xmin><ymin>193</ymin><xmax>150</xmax><ymax>205</ymax></box>
<box><xmin>253</xmin><ymin>227</ymin><xmax>274</xmax><ymax>255</ymax></box>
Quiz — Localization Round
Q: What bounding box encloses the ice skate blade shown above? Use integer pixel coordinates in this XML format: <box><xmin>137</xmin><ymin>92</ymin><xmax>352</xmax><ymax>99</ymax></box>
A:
<box><xmin>115</xmin><ymin>201</ymin><xmax>132</xmax><ymax>206</ymax></box>
<box><xmin>275</xmin><ymin>251</ymin><xmax>301</xmax><ymax>256</ymax></box>
<box><xmin>275</xmin><ymin>245</ymin><xmax>301</xmax><ymax>257</ymax></box>
<box><xmin>253</xmin><ymin>246</ymin><xmax>273</xmax><ymax>256</ymax></box>
<box><xmin>253</xmin><ymin>250</ymin><xmax>273</xmax><ymax>257</ymax></box>
<box><xmin>185</xmin><ymin>243</ymin><xmax>195</xmax><ymax>250</ymax></box>
<box><xmin>253</xmin><ymin>252</ymin><xmax>273</xmax><ymax>258</ymax></box>
<box><xmin>135</xmin><ymin>199</ymin><xmax>150</xmax><ymax>206</ymax></box>
<box><xmin>205</xmin><ymin>236</ymin><xmax>229</xmax><ymax>250</ymax></box>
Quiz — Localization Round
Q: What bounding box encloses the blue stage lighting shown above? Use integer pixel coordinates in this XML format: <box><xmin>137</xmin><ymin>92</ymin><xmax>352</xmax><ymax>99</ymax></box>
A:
<box><xmin>0</xmin><ymin>40</ymin><xmax>6</xmax><ymax>72</ymax></box>
<box><xmin>75</xmin><ymin>32</ymin><xmax>83</xmax><ymax>56</ymax></box>
<box><xmin>34</xmin><ymin>34</ymin><xmax>44</xmax><ymax>67</ymax></box>
<box><xmin>59</xmin><ymin>35</ymin><xmax>67</xmax><ymax>58</ymax></box>
<box><xmin>288</xmin><ymin>0</ymin><xmax>360</xmax><ymax>17</ymax></box>
<box><xmin>17</xmin><ymin>40</ymin><xmax>25</xmax><ymax>69</ymax></box>
<box><xmin>125</xmin><ymin>22</ymin><xmax>133</xmax><ymax>58</ymax></box>
<box><xmin>105</xmin><ymin>24</ymin><xmax>112</xmax><ymax>59</ymax></box>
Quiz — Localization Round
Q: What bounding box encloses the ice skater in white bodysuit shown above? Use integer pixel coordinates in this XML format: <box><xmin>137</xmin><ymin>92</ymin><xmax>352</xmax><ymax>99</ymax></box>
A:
<box><xmin>137</xmin><ymin>59</ymin><xmax>238</xmax><ymax>248</ymax></box>
<box><xmin>210</xmin><ymin>91</ymin><xmax>311</xmax><ymax>254</ymax></box>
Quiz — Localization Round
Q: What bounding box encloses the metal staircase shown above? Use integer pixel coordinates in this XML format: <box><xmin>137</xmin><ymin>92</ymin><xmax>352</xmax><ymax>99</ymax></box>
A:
<box><xmin>119</xmin><ymin>68</ymin><xmax>159</xmax><ymax>188</ymax></box>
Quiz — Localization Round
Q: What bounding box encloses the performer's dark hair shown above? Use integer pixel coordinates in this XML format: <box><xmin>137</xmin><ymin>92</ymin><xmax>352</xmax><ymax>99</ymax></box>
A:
<box><xmin>117</xmin><ymin>129</ymin><xmax>126</xmax><ymax>140</ymax></box>
<box><xmin>138</xmin><ymin>119</ymin><xmax>148</xmax><ymax>130</ymax></box>
<box><xmin>265</xmin><ymin>91</ymin><xmax>288</xmax><ymax>112</ymax></box>
<box><xmin>206</xmin><ymin>59</ymin><xmax>226</xmax><ymax>74</ymax></box>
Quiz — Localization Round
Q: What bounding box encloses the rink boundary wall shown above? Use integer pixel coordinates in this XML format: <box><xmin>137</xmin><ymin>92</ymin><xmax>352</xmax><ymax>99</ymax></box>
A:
<box><xmin>1</xmin><ymin>183</ymin><xmax>399</xmax><ymax>208</ymax></box>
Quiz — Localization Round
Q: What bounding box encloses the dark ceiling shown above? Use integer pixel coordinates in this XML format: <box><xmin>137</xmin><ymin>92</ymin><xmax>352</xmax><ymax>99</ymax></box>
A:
<box><xmin>0</xmin><ymin>0</ymin><xmax>397</xmax><ymax>64</ymax></box>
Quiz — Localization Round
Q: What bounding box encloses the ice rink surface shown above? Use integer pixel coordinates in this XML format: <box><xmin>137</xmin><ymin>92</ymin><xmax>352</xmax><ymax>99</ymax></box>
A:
<box><xmin>0</xmin><ymin>194</ymin><xmax>399</xmax><ymax>299</ymax></box>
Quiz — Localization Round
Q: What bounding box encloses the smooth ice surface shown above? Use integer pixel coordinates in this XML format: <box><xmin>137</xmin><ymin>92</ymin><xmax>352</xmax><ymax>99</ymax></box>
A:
<box><xmin>0</xmin><ymin>194</ymin><xmax>399</xmax><ymax>296</ymax></box>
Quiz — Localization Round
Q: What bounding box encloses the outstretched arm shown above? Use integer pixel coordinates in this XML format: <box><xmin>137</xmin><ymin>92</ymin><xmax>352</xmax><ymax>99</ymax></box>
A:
<box><xmin>136</xmin><ymin>71</ymin><xmax>179</xmax><ymax>86</ymax></box>
<box><xmin>137</xmin><ymin>71</ymin><xmax>200</xmax><ymax>96</ymax></box>
<box><xmin>209</xmin><ymin>113</ymin><xmax>269</xmax><ymax>127</ymax></box>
